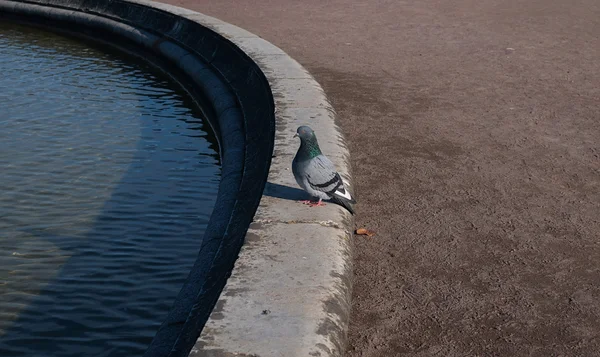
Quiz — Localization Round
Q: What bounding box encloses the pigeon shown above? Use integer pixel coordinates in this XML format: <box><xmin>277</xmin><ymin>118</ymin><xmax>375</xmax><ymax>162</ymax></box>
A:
<box><xmin>292</xmin><ymin>125</ymin><xmax>356</xmax><ymax>214</ymax></box>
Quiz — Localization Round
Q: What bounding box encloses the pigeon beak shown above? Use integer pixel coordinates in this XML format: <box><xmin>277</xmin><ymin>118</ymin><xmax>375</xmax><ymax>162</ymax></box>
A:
<box><xmin>293</xmin><ymin>133</ymin><xmax>299</xmax><ymax>138</ymax></box>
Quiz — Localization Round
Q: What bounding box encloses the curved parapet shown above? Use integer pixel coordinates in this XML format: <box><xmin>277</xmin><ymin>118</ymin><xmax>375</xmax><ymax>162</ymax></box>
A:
<box><xmin>0</xmin><ymin>1</ymin><xmax>354</xmax><ymax>356</ymax></box>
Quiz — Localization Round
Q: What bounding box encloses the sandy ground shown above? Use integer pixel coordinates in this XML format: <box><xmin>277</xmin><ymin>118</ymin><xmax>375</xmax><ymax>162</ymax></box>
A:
<box><xmin>162</xmin><ymin>1</ymin><xmax>600</xmax><ymax>355</ymax></box>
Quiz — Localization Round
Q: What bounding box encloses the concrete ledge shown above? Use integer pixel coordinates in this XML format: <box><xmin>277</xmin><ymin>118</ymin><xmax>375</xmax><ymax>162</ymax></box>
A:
<box><xmin>0</xmin><ymin>1</ymin><xmax>354</xmax><ymax>356</ymax></box>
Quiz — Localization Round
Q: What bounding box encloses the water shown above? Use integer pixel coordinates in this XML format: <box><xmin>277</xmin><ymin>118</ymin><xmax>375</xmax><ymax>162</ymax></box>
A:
<box><xmin>0</xmin><ymin>22</ymin><xmax>220</xmax><ymax>356</ymax></box>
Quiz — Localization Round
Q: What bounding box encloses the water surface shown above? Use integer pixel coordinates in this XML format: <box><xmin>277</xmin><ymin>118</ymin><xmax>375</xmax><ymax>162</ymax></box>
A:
<box><xmin>0</xmin><ymin>22</ymin><xmax>220</xmax><ymax>356</ymax></box>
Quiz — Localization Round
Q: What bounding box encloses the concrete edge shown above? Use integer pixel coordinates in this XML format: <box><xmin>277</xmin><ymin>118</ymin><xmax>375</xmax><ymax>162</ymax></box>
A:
<box><xmin>0</xmin><ymin>1</ymin><xmax>354</xmax><ymax>356</ymax></box>
<box><xmin>169</xmin><ymin>5</ymin><xmax>356</xmax><ymax>357</ymax></box>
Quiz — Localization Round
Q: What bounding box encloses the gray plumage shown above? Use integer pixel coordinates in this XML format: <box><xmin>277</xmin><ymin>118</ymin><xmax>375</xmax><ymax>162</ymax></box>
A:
<box><xmin>292</xmin><ymin>126</ymin><xmax>356</xmax><ymax>214</ymax></box>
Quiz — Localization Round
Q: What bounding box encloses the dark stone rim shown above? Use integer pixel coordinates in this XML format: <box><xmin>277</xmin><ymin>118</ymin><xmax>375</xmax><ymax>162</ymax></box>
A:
<box><xmin>0</xmin><ymin>1</ymin><xmax>275</xmax><ymax>356</ymax></box>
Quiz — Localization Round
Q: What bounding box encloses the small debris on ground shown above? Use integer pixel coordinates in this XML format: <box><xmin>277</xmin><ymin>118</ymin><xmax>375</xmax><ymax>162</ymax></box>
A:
<box><xmin>261</xmin><ymin>309</ymin><xmax>271</xmax><ymax>315</ymax></box>
<box><xmin>355</xmin><ymin>228</ymin><xmax>375</xmax><ymax>237</ymax></box>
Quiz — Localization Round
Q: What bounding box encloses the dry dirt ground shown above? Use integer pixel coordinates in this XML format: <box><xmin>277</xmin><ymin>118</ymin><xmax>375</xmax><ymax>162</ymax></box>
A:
<box><xmin>163</xmin><ymin>1</ymin><xmax>600</xmax><ymax>356</ymax></box>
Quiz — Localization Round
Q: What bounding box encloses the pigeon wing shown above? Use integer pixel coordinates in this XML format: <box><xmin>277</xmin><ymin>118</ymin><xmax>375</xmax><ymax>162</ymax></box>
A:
<box><xmin>306</xmin><ymin>155</ymin><xmax>355</xmax><ymax>203</ymax></box>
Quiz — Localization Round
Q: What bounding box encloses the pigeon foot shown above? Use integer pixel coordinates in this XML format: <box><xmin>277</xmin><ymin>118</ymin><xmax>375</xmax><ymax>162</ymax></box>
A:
<box><xmin>299</xmin><ymin>199</ymin><xmax>326</xmax><ymax>207</ymax></box>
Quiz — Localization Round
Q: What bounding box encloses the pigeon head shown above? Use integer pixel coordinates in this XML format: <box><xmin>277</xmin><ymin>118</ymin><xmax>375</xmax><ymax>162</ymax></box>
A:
<box><xmin>295</xmin><ymin>125</ymin><xmax>315</xmax><ymax>141</ymax></box>
<box><xmin>294</xmin><ymin>125</ymin><xmax>322</xmax><ymax>159</ymax></box>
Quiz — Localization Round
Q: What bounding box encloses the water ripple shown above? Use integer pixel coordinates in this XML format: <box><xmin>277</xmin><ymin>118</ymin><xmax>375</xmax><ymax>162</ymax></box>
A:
<box><xmin>0</xmin><ymin>22</ymin><xmax>220</xmax><ymax>357</ymax></box>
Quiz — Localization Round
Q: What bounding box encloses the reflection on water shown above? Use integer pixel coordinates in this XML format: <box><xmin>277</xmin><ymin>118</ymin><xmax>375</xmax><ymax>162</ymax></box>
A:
<box><xmin>0</xmin><ymin>22</ymin><xmax>220</xmax><ymax>356</ymax></box>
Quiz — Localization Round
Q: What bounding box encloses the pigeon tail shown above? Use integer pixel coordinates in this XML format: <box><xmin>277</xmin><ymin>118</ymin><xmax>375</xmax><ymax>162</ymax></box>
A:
<box><xmin>330</xmin><ymin>195</ymin><xmax>355</xmax><ymax>215</ymax></box>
